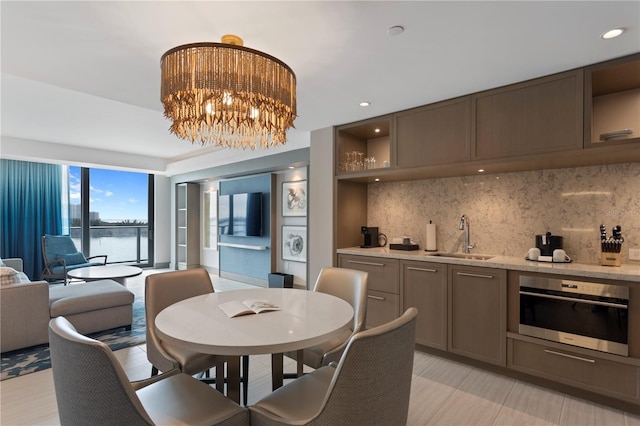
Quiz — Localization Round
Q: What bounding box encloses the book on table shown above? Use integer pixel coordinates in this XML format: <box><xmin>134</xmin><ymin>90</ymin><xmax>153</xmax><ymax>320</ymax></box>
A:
<box><xmin>219</xmin><ymin>299</ymin><xmax>281</xmax><ymax>318</ymax></box>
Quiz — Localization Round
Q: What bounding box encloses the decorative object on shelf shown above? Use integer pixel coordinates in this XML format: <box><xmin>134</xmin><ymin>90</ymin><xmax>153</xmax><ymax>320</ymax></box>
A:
<box><xmin>341</xmin><ymin>151</ymin><xmax>377</xmax><ymax>172</ymax></box>
<box><xmin>160</xmin><ymin>35</ymin><xmax>297</xmax><ymax>149</ymax></box>
<box><xmin>282</xmin><ymin>180</ymin><xmax>307</xmax><ymax>217</ymax></box>
<box><xmin>282</xmin><ymin>225</ymin><xmax>307</xmax><ymax>262</ymax></box>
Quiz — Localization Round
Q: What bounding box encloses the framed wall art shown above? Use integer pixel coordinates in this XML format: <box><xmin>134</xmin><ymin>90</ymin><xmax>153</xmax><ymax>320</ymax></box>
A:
<box><xmin>282</xmin><ymin>225</ymin><xmax>307</xmax><ymax>262</ymax></box>
<box><xmin>282</xmin><ymin>180</ymin><xmax>307</xmax><ymax>217</ymax></box>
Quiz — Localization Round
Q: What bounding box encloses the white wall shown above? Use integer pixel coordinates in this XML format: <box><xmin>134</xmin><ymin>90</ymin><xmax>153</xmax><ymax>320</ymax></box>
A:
<box><xmin>1</xmin><ymin>136</ymin><xmax>167</xmax><ymax>174</ymax></box>
<box><xmin>154</xmin><ymin>175</ymin><xmax>171</xmax><ymax>267</ymax></box>
<box><xmin>200</xmin><ymin>180</ymin><xmax>221</xmax><ymax>273</ymax></box>
<box><xmin>308</xmin><ymin>127</ymin><xmax>335</xmax><ymax>285</ymax></box>
<box><xmin>275</xmin><ymin>168</ymin><xmax>308</xmax><ymax>288</ymax></box>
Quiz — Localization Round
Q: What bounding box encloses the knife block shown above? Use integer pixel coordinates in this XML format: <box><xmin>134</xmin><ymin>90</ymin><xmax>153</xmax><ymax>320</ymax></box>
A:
<box><xmin>600</xmin><ymin>252</ymin><xmax>622</xmax><ymax>267</ymax></box>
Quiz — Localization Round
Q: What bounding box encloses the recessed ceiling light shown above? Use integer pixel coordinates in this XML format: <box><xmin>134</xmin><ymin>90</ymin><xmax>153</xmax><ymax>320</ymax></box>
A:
<box><xmin>374</xmin><ymin>178</ymin><xmax>380</xmax><ymax>182</ymax></box>
<box><xmin>374</xmin><ymin>128</ymin><xmax>380</xmax><ymax>133</ymax></box>
<box><xmin>602</xmin><ymin>28</ymin><xmax>625</xmax><ymax>39</ymax></box>
<box><xmin>478</xmin><ymin>169</ymin><xmax>485</xmax><ymax>173</ymax></box>
<box><xmin>387</xmin><ymin>26</ymin><xmax>405</xmax><ymax>36</ymax></box>
<box><xmin>288</xmin><ymin>166</ymin><xmax>294</xmax><ymax>169</ymax></box>
<box><xmin>359</xmin><ymin>101</ymin><xmax>371</xmax><ymax>107</ymax></box>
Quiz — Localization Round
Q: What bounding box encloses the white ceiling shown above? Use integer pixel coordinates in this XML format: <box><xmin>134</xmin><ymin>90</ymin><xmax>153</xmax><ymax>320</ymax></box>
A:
<box><xmin>1</xmin><ymin>1</ymin><xmax>639</xmax><ymax>173</ymax></box>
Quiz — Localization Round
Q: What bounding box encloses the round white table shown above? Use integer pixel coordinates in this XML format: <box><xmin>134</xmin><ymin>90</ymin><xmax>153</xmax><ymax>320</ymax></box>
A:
<box><xmin>67</xmin><ymin>264</ymin><xmax>142</xmax><ymax>285</ymax></box>
<box><xmin>155</xmin><ymin>288</ymin><xmax>354</xmax><ymax>403</ymax></box>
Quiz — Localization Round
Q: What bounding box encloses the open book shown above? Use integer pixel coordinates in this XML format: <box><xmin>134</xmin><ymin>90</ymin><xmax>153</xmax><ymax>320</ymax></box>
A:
<box><xmin>219</xmin><ymin>299</ymin><xmax>281</xmax><ymax>318</ymax></box>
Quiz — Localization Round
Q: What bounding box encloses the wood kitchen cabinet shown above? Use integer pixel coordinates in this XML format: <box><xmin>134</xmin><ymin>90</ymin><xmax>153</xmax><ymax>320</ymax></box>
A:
<box><xmin>448</xmin><ymin>264</ymin><xmax>507</xmax><ymax>366</ymax></box>
<box><xmin>584</xmin><ymin>53</ymin><xmax>640</xmax><ymax>148</ymax></box>
<box><xmin>338</xmin><ymin>254</ymin><xmax>400</xmax><ymax>328</ymax></box>
<box><xmin>402</xmin><ymin>261</ymin><xmax>447</xmax><ymax>350</ymax></box>
<box><xmin>395</xmin><ymin>97</ymin><xmax>471</xmax><ymax>168</ymax></box>
<box><xmin>472</xmin><ymin>70</ymin><xmax>584</xmax><ymax>160</ymax></box>
<box><xmin>509</xmin><ymin>338</ymin><xmax>640</xmax><ymax>403</ymax></box>
<box><xmin>335</xmin><ymin>116</ymin><xmax>392</xmax><ymax>176</ymax></box>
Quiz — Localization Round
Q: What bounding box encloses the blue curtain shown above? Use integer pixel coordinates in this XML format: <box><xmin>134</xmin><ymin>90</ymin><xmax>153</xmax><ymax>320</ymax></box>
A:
<box><xmin>1</xmin><ymin>159</ymin><xmax>63</xmax><ymax>280</ymax></box>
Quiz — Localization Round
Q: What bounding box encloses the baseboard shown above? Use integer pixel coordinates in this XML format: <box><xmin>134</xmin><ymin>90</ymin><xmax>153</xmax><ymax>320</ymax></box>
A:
<box><xmin>220</xmin><ymin>271</ymin><xmax>268</xmax><ymax>288</ymax></box>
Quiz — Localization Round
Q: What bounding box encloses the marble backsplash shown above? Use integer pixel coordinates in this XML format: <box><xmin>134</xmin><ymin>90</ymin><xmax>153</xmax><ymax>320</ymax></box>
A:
<box><xmin>367</xmin><ymin>162</ymin><xmax>640</xmax><ymax>265</ymax></box>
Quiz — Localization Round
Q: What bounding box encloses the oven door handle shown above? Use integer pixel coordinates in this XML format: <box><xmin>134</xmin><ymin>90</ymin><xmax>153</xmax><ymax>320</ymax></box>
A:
<box><xmin>519</xmin><ymin>290</ymin><xmax>628</xmax><ymax>309</ymax></box>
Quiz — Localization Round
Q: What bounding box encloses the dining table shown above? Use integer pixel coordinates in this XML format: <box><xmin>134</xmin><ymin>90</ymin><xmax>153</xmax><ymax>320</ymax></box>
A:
<box><xmin>154</xmin><ymin>287</ymin><xmax>354</xmax><ymax>404</ymax></box>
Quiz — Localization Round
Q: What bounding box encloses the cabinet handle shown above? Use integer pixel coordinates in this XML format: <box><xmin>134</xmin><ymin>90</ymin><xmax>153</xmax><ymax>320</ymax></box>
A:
<box><xmin>367</xmin><ymin>295</ymin><xmax>386</xmax><ymax>301</ymax></box>
<box><xmin>347</xmin><ymin>260</ymin><xmax>385</xmax><ymax>267</ymax></box>
<box><xmin>544</xmin><ymin>349</ymin><xmax>596</xmax><ymax>364</ymax></box>
<box><xmin>519</xmin><ymin>290</ymin><xmax>628</xmax><ymax>309</ymax></box>
<box><xmin>407</xmin><ymin>266</ymin><xmax>437</xmax><ymax>273</ymax></box>
<box><xmin>456</xmin><ymin>272</ymin><xmax>494</xmax><ymax>279</ymax></box>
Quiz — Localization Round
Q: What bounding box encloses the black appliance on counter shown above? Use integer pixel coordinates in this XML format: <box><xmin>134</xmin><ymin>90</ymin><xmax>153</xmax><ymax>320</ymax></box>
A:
<box><xmin>360</xmin><ymin>226</ymin><xmax>379</xmax><ymax>248</ymax></box>
<box><xmin>535</xmin><ymin>231</ymin><xmax>563</xmax><ymax>256</ymax></box>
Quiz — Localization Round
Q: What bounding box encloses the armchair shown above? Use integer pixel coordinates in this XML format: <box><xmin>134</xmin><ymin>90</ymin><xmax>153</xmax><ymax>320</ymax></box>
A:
<box><xmin>285</xmin><ymin>267</ymin><xmax>368</xmax><ymax>377</ymax></box>
<box><xmin>49</xmin><ymin>316</ymin><xmax>249</xmax><ymax>425</ymax></box>
<box><xmin>41</xmin><ymin>234</ymin><xmax>107</xmax><ymax>284</ymax></box>
<box><xmin>250</xmin><ymin>307</ymin><xmax>417</xmax><ymax>425</ymax></box>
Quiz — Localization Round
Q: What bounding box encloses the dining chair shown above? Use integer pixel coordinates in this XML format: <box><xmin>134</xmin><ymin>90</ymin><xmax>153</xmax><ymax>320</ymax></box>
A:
<box><xmin>250</xmin><ymin>307</ymin><xmax>417</xmax><ymax>425</ymax></box>
<box><xmin>285</xmin><ymin>267</ymin><xmax>368</xmax><ymax>376</ymax></box>
<box><xmin>48</xmin><ymin>316</ymin><xmax>249</xmax><ymax>426</ymax></box>
<box><xmin>41</xmin><ymin>234</ymin><xmax>107</xmax><ymax>284</ymax></box>
<box><xmin>145</xmin><ymin>268</ymin><xmax>250</xmax><ymax>404</ymax></box>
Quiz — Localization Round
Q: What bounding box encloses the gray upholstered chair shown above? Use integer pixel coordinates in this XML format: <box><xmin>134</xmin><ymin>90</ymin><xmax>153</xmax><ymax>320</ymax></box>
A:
<box><xmin>145</xmin><ymin>268</ymin><xmax>249</xmax><ymax>404</ymax></box>
<box><xmin>41</xmin><ymin>234</ymin><xmax>107</xmax><ymax>284</ymax></box>
<box><xmin>48</xmin><ymin>316</ymin><xmax>249</xmax><ymax>426</ymax></box>
<box><xmin>250</xmin><ymin>307</ymin><xmax>417</xmax><ymax>425</ymax></box>
<box><xmin>286</xmin><ymin>267</ymin><xmax>368</xmax><ymax>376</ymax></box>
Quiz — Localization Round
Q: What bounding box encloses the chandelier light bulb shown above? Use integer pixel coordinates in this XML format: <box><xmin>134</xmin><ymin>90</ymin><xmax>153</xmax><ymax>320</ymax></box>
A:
<box><xmin>160</xmin><ymin>35</ymin><xmax>297</xmax><ymax>149</ymax></box>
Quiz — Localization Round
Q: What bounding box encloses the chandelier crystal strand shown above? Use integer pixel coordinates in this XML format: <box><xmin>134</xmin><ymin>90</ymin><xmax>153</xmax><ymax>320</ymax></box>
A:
<box><xmin>160</xmin><ymin>38</ymin><xmax>296</xmax><ymax>149</ymax></box>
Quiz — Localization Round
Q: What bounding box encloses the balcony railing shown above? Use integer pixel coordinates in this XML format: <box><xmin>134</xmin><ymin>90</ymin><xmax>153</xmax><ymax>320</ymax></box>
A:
<box><xmin>70</xmin><ymin>225</ymin><xmax>149</xmax><ymax>264</ymax></box>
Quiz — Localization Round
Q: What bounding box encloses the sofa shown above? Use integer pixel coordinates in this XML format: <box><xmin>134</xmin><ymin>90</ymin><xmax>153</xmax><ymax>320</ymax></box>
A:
<box><xmin>0</xmin><ymin>258</ymin><xmax>135</xmax><ymax>353</ymax></box>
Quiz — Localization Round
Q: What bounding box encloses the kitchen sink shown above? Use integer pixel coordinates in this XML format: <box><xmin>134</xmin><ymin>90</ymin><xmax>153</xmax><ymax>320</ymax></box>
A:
<box><xmin>428</xmin><ymin>253</ymin><xmax>494</xmax><ymax>261</ymax></box>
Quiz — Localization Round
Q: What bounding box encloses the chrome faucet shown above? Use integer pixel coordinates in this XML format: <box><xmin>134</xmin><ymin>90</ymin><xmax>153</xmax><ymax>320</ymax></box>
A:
<box><xmin>459</xmin><ymin>214</ymin><xmax>476</xmax><ymax>253</ymax></box>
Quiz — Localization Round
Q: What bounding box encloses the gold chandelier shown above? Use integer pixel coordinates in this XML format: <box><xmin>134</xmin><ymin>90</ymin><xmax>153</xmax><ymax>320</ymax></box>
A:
<box><xmin>160</xmin><ymin>35</ymin><xmax>297</xmax><ymax>149</ymax></box>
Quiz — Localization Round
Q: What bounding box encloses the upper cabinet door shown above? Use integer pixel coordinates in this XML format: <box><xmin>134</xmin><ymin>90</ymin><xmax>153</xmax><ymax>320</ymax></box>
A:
<box><xmin>395</xmin><ymin>96</ymin><xmax>471</xmax><ymax>168</ymax></box>
<box><xmin>584</xmin><ymin>53</ymin><xmax>640</xmax><ymax>148</ymax></box>
<box><xmin>472</xmin><ymin>70</ymin><xmax>584</xmax><ymax>160</ymax></box>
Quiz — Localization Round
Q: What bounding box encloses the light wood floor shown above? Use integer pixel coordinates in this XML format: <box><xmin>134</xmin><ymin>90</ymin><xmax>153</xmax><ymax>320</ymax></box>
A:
<box><xmin>2</xmin><ymin>271</ymin><xmax>639</xmax><ymax>425</ymax></box>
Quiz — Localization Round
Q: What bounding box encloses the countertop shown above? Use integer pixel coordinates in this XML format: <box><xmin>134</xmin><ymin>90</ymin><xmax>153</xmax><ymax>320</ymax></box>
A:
<box><xmin>337</xmin><ymin>247</ymin><xmax>640</xmax><ymax>282</ymax></box>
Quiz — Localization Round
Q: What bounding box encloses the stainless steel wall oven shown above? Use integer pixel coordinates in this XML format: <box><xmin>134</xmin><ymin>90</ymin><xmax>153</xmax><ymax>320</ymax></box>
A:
<box><xmin>519</xmin><ymin>275</ymin><xmax>629</xmax><ymax>357</ymax></box>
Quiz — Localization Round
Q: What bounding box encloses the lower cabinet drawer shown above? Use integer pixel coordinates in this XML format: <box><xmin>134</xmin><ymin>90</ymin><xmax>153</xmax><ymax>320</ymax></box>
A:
<box><xmin>365</xmin><ymin>290</ymin><xmax>399</xmax><ymax>329</ymax></box>
<box><xmin>509</xmin><ymin>339</ymin><xmax>640</xmax><ymax>401</ymax></box>
<box><xmin>338</xmin><ymin>255</ymin><xmax>399</xmax><ymax>294</ymax></box>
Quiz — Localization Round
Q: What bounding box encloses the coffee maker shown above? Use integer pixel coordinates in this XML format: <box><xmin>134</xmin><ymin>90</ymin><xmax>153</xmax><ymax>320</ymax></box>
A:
<box><xmin>361</xmin><ymin>226</ymin><xmax>379</xmax><ymax>248</ymax></box>
<box><xmin>536</xmin><ymin>232</ymin><xmax>563</xmax><ymax>256</ymax></box>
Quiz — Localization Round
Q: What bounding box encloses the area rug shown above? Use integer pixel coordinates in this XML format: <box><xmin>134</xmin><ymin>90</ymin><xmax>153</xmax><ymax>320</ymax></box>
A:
<box><xmin>1</xmin><ymin>291</ymin><xmax>146</xmax><ymax>381</ymax></box>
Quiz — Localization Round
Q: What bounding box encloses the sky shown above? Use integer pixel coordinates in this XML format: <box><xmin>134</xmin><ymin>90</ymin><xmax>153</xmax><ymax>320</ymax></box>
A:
<box><xmin>69</xmin><ymin>166</ymin><xmax>148</xmax><ymax>221</ymax></box>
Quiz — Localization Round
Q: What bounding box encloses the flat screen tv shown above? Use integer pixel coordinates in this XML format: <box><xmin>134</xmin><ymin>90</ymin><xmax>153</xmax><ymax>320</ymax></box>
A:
<box><xmin>218</xmin><ymin>192</ymin><xmax>263</xmax><ymax>236</ymax></box>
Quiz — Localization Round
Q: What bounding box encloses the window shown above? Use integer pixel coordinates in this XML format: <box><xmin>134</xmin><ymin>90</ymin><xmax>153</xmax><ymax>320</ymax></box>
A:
<box><xmin>69</xmin><ymin>166</ymin><xmax>154</xmax><ymax>266</ymax></box>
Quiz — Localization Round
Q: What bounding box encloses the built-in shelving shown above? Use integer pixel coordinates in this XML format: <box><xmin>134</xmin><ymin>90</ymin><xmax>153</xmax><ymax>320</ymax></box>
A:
<box><xmin>175</xmin><ymin>183</ymin><xmax>200</xmax><ymax>270</ymax></box>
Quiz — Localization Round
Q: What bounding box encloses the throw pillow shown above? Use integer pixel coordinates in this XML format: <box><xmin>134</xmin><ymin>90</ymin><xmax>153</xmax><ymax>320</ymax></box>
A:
<box><xmin>57</xmin><ymin>252</ymin><xmax>88</xmax><ymax>265</ymax></box>
<box><xmin>0</xmin><ymin>267</ymin><xmax>20</xmax><ymax>285</ymax></box>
